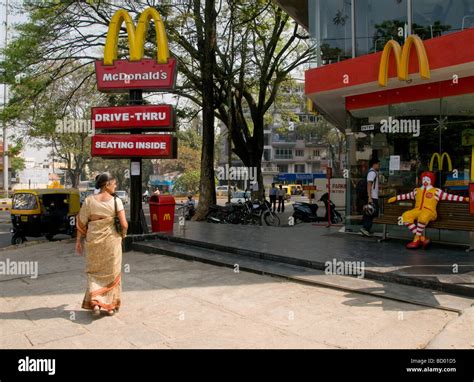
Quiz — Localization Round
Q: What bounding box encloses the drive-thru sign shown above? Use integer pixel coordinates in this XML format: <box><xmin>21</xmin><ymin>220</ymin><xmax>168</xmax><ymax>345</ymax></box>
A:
<box><xmin>92</xmin><ymin>7</ymin><xmax>179</xmax><ymax>234</ymax></box>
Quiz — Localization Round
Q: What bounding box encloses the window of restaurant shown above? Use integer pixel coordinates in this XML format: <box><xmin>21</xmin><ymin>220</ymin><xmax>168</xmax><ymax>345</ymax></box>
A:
<box><xmin>355</xmin><ymin>0</ymin><xmax>407</xmax><ymax>55</ymax></box>
<box><xmin>308</xmin><ymin>0</ymin><xmax>474</xmax><ymax>64</ymax></box>
<box><xmin>309</xmin><ymin>0</ymin><xmax>353</xmax><ymax>65</ymax></box>
<box><xmin>412</xmin><ymin>0</ymin><xmax>474</xmax><ymax>39</ymax></box>
<box><xmin>345</xmin><ymin>94</ymin><xmax>473</xmax><ymax>243</ymax></box>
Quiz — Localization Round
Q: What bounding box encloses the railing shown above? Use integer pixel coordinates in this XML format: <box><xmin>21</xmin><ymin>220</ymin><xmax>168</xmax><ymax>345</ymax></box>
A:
<box><xmin>262</xmin><ymin>167</ymin><xmax>279</xmax><ymax>173</ymax></box>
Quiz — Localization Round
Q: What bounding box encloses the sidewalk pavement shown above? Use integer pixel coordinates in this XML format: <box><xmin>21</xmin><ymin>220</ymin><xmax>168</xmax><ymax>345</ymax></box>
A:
<box><xmin>1</xmin><ymin>241</ymin><xmax>472</xmax><ymax>349</ymax></box>
<box><xmin>137</xmin><ymin>221</ymin><xmax>474</xmax><ymax>297</ymax></box>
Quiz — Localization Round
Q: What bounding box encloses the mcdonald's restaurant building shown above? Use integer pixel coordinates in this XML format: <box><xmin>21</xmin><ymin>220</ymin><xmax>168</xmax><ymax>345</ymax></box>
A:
<box><xmin>276</xmin><ymin>0</ymin><xmax>474</xmax><ymax>241</ymax></box>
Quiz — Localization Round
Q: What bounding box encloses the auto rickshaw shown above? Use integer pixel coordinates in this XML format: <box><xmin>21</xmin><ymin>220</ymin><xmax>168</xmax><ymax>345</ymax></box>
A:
<box><xmin>10</xmin><ymin>188</ymin><xmax>81</xmax><ymax>245</ymax></box>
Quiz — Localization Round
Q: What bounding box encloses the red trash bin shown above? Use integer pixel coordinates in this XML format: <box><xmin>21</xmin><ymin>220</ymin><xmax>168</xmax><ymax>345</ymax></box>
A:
<box><xmin>149</xmin><ymin>195</ymin><xmax>176</xmax><ymax>232</ymax></box>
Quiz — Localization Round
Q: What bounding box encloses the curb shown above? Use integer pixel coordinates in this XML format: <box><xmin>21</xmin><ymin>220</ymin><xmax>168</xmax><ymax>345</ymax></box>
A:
<box><xmin>126</xmin><ymin>232</ymin><xmax>474</xmax><ymax>298</ymax></box>
<box><xmin>0</xmin><ymin>238</ymin><xmax>76</xmax><ymax>252</ymax></box>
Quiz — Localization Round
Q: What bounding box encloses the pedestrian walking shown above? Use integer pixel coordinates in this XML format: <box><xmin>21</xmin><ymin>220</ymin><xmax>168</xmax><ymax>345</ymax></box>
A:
<box><xmin>76</xmin><ymin>172</ymin><xmax>128</xmax><ymax>317</ymax></box>
<box><xmin>269</xmin><ymin>183</ymin><xmax>277</xmax><ymax>212</ymax></box>
<box><xmin>360</xmin><ymin>158</ymin><xmax>380</xmax><ymax>237</ymax></box>
<box><xmin>277</xmin><ymin>185</ymin><xmax>285</xmax><ymax>213</ymax></box>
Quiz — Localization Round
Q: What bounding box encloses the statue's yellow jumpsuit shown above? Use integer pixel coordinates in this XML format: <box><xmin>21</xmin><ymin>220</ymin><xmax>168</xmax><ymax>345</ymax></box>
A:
<box><xmin>395</xmin><ymin>187</ymin><xmax>467</xmax><ymax>242</ymax></box>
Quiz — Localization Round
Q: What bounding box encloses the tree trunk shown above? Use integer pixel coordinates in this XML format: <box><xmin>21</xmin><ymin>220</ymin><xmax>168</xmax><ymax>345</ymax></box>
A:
<box><xmin>193</xmin><ymin>0</ymin><xmax>217</xmax><ymax>220</ymax></box>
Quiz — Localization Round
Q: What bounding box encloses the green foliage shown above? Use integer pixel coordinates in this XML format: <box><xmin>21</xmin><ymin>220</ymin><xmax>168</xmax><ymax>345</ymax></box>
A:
<box><xmin>173</xmin><ymin>170</ymin><xmax>200</xmax><ymax>193</ymax></box>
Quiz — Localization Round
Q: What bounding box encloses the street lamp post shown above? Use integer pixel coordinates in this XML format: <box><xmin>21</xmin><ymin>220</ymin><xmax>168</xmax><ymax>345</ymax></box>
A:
<box><xmin>2</xmin><ymin>0</ymin><xmax>8</xmax><ymax>197</ymax></box>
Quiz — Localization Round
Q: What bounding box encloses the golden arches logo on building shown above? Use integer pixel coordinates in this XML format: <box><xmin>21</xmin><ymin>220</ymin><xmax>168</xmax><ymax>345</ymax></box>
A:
<box><xmin>163</xmin><ymin>213</ymin><xmax>171</xmax><ymax>221</ymax></box>
<box><xmin>429</xmin><ymin>152</ymin><xmax>452</xmax><ymax>172</ymax></box>
<box><xmin>378</xmin><ymin>35</ymin><xmax>430</xmax><ymax>87</ymax></box>
<box><xmin>103</xmin><ymin>7</ymin><xmax>169</xmax><ymax>65</ymax></box>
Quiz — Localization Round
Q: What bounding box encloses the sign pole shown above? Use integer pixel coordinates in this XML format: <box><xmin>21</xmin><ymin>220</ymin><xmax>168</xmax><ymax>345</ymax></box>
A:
<box><xmin>129</xmin><ymin>89</ymin><xmax>143</xmax><ymax>234</ymax></box>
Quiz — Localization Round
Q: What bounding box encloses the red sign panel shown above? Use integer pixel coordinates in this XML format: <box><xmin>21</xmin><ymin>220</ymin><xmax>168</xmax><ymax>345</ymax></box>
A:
<box><xmin>91</xmin><ymin>134</ymin><xmax>176</xmax><ymax>158</ymax></box>
<box><xmin>92</xmin><ymin>105</ymin><xmax>174</xmax><ymax>130</ymax></box>
<box><xmin>95</xmin><ymin>58</ymin><xmax>177</xmax><ymax>93</ymax></box>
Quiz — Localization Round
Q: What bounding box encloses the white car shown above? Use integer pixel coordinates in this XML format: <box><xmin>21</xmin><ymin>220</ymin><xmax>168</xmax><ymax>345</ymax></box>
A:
<box><xmin>215</xmin><ymin>185</ymin><xmax>230</xmax><ymax>196</ymax></box>
<box><xmin>230</xmin><ymin>191</ymin><xmax>251</xmax><ymax>204</ymax></box>
<box><xmin>115</xmin><ymin>190</ymin><xmax>129</xmax><ymax>205</ymax></box>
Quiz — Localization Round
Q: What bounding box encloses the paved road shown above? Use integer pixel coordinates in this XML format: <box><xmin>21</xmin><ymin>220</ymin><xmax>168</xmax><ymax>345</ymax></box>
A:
<box><xmin>0</xmin><ymin>202</ymin><xmax>150</xmax><ymax>249</ymax></box>
<box><xmin>0</xmin><ymin>198</ymin><xmax>299</xmax><ymax>249</ymax></box>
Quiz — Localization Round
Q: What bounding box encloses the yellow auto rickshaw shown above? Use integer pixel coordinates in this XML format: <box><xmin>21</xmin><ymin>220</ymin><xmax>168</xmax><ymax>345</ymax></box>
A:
<box><xmin>10</xmin><ymin>188</ymin><xmax>81</xmax><ymax>245</ymax></box>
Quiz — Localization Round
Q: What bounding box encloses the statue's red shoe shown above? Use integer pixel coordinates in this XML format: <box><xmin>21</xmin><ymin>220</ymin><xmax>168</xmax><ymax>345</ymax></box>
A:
<box><xmin>406</xmin><ymin>239</ymin><xmax>422</xmax><ymax>249</ymax></box>
<box><xmin>422</xmin><ymin>238</ymin><xmax>431</xmax><ymax>249</ymax></box>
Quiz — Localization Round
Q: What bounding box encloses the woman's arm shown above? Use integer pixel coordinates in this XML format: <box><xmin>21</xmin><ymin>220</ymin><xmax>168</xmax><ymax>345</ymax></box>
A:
<box><xmin>76</xmin><ymin>217</ymin><xmax>87</xmax><ymax>236</ymax></box>
<box><xmin>118</xmin><ymin>209</ymin><xmax>128</xmax><ymax>237</ymax></box>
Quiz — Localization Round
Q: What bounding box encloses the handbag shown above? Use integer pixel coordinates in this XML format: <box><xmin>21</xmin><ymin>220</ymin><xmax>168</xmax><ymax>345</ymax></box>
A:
<box><xmin>113</xmin><ymin>196</ymin><xmax>123</xmax><ymax>235</ymax></box>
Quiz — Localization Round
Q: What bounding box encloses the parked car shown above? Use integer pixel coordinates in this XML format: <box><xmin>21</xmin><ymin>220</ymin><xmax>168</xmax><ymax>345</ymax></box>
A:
<box><xmin>115</xmin><ymin>190</ymin><xmax>129</xmax><ymax>205</ymax></box>
<box><xmin>230</xmin><ymin>191</ymin><xmax>251</xmax><ymax>204</ymax></box>
<box><xmin>216</xmin><ymin>185</ymin><xmax>230</xmax><ymax>196</ymax></box>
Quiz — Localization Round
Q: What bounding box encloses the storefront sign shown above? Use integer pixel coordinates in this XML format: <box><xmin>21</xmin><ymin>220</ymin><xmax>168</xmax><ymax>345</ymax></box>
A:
<box><xmin>92</xmin><ymin>105</ymin><xmax>174</xmax><ymax>130</ymax></box>
<box><xmin>429</xmin><ymin>152</ymin><xmax>452</xmax><ymax>172</ymax></box>
<box><xmin>378</xmin><ymin>35</ymin><xmax>430</xmax><ymax>87</ymax></box>
<box><xmin>360</xmin><ymin>124</ymin><xmax>375</xmax><ymax>132</ymax></box>
<box><xmin>314</xmin><ymin>178</ymin><xmax>346</xmax><ymax>208</ymax></box>
<box><xmin>91</xmin><ymin>134</ymin><xmax>176</xmax><ymax>158</ymax></box>
<box><xmin>389</xmin><ymin>155</ymin><xmax>400</xmax><ymax>171</ymax></box>
<box><xmin>95</xmin><ymin>8</ymin><xmax>177</xmax><ymax>92</ymax></box>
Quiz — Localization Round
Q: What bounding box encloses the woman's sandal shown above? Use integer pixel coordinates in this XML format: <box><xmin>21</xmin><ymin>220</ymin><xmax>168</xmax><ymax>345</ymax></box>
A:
<box><xmin>92</xmin><ymin>305</ymin><xmax>100</xmax><ymax>317</ymax></box>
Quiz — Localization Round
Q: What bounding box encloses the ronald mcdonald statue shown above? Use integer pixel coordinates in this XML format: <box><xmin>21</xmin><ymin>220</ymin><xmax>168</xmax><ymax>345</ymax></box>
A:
<box><xmin>387</xmin><ymin>171</ymin><xmax>469</xmax><ymax>249</ymax></box>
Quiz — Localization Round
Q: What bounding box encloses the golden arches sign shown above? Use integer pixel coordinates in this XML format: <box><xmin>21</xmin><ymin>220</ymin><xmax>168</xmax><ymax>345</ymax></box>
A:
<box><xmin>429</xmin><ymin>152</ymin><xmax>452</xmax><ymax>172</ymax></box>
<box><xmin>378</xmin><ymin>35</ymin><xmax>430</xmax><ymax>87</ymax></box>
<box><xmin>103</xmin><ymin>7</ymin><xmax>170</xmax><ymax>65</ymax></box>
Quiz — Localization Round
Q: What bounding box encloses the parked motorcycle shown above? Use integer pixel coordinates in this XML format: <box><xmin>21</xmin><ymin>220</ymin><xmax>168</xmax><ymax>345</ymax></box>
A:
<box><xmin>292</xmin><ymin>193</ymin><xmax>343</xmax><ymax>224</ymax></box>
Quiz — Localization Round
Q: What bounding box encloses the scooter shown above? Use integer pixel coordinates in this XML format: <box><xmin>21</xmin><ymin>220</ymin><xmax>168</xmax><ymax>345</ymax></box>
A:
<box><xmin>292</xmin><ymin>193</ymin><xmax>343</xmax><ymax>224</ymax></box>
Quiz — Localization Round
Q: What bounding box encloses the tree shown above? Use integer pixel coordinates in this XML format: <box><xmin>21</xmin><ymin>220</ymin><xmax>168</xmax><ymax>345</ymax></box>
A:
<box><xmin>1</xmin><ymin>0</ymin><xmax>311</xmax><ymax>211</ymax></box>
<box><xmin>173</xmin><ymin>170</ymin><xmax>200</xmax><ymax>193</ymax></box>
<box><xmin>169</xmin><ymin>1</ymin><xmax>313</xmax><ymax>199</ymax></box>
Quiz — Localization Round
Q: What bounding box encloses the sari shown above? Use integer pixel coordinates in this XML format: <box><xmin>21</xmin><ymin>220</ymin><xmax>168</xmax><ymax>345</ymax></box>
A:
<box><xmin>78</xmin><ymin>195</ymin><xmax>124</xmax><ymax>311</ymax></box>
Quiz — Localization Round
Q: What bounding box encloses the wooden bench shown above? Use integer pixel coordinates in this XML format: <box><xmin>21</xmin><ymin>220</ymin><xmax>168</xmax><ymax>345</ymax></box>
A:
<box><xmin>374</xmin><ymin>199</ymin><xmax>474</xmax><ymax>251</ymax></box>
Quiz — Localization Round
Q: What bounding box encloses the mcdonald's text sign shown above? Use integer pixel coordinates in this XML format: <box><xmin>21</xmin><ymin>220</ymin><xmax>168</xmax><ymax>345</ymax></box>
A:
<box><xmin>96</xmin><ymin>8</ymin><xmax>177</xmax><ymax>92</ymax></box>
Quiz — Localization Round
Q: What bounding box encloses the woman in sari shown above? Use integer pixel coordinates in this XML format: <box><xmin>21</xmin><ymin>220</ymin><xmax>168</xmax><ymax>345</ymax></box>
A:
<box><xmin>76</xmin><ymin>173</ymin><xmax>128</xmax><ymax>317</ymax></box>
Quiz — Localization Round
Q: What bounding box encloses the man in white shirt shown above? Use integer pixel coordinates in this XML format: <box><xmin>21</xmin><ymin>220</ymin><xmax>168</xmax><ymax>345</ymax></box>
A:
<box><xmin>360</xmin><ymin>158</ymin><xmax>380</xmax><ymax>237</ymax></box>
<box><xmin>277</xmin><ymin>185</ymin><xmax>286</xmax><ymax>213</ymax></box>
<box><xmin>269</xmin><ymin>183</ymin><xmax>277</xmax><ymax>212</ymax></box>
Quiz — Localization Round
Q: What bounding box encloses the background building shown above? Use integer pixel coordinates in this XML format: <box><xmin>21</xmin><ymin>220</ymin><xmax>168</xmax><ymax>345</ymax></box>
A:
<box><xmin>219</xmin><ymin>79</ymin><xmax>344</xmax><ymax>190</ymax></box>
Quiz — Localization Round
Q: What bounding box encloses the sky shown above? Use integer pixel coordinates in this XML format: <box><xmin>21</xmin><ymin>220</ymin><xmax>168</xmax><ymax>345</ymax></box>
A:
<box><xmin>0</xmin><ymin>0</ymin><xmax>51</xmax><ymax>162</ymax></box>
